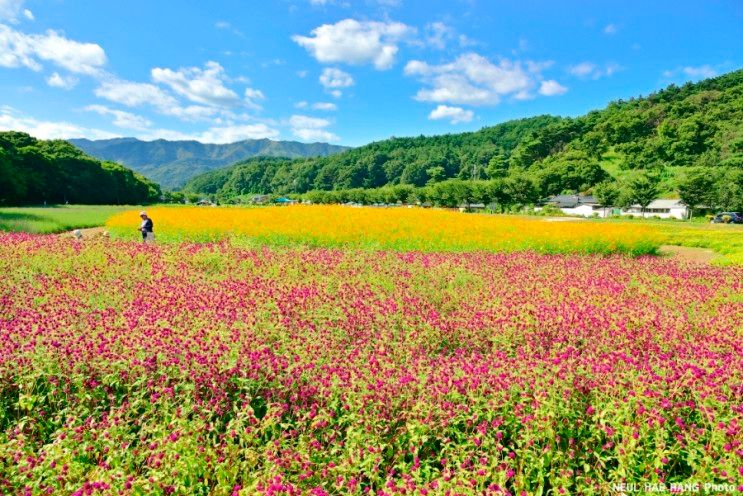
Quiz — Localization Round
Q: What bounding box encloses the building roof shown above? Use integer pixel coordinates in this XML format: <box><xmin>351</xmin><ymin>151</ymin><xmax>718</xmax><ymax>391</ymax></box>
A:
<box><xmin>628</xmin><ymin>199</ymin><xmax>685</xmax><ymax>209</ymax></box>
<box><xmin>544</xmin><ymin>194</ymin><xmax>598</xmax><ymax>208</ymax></box>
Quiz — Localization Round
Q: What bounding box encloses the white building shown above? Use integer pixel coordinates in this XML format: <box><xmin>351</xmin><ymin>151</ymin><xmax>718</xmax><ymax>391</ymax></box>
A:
<box><xmin>537</xmin><ymin>195</ymin><xmax>689</xmax><ymax>219</ymax></box>
<box><xmin>621</xmin><ymin>199</ymin><xmax>688</xmax><ymax>219</ymax></box>
<box><xmin>537</xmin><ymin>195</ymin><xmax>613</xmax><ymax>218</ymax></box>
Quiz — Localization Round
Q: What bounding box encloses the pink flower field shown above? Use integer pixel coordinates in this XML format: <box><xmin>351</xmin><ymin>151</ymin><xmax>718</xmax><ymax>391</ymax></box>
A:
<box><xmin>0</xmin><ymin>233</ymin><xmax>741</xmax><ymax>495</ymax></box>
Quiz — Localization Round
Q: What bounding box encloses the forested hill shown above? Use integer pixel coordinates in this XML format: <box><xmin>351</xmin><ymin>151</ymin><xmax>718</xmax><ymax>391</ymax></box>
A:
<box><xmin>184</xmin><ymin>115</ymin><xmax>561</xmax><ymax>195</ymax></box>
<box><xmin>185</xmin><ymin>68</ymin><xmax>743</xmax><ymax>198</ymax></box>
<box><xmin>69</xmin><ymin>137</ymin><xmax>350</xmax><ymax>189</ymax></box>
<box><xmin>0</xmin><ymin>132</ymin><xmax>161</xmax><ymax>205</ymax></box>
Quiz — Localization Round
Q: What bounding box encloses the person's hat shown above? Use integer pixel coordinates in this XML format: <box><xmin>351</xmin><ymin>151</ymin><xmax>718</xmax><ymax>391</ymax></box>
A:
<box><xmin>139</xmin><ymin>211</ymin><xmax>147</xmax><ymax>216</ymax></box>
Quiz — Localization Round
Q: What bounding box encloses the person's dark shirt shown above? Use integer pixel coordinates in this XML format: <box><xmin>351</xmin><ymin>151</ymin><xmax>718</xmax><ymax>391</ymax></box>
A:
<box><xmin>141</xmin><ymin>218</ymin><xmax>153</xmax><ymax>233</ymax></box>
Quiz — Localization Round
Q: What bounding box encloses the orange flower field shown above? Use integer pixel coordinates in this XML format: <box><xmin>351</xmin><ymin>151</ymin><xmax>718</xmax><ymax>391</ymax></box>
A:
<box><xmin>106</xmin><ymin>206</ymin><xmax>661</xmax><ymax>255</ymax></box>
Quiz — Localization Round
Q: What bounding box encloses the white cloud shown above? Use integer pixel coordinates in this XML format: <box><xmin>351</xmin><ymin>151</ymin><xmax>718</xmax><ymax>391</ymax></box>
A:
<box><xmin>289</xmin><ymin>114</ymin><xmax>339</xmax><ymax>142</ymax></box>
<box><xmin>95</xmin><ymin>79</ymin><xmax>177</xmax><ymax>108</ymax></box>
<box><xmin>0</xmin><ymin>24</ymin><xmax>107</xmax><ymax>75</ymax></box>
<box><xmin>46</xmin><ymin>72</ymin><xmax>78</xmax><ymax>90</ymax></box>
<box><xmin>214</xmin><ymin>20</ymin><xmax>244</xmax><ymax>37</ymax></box>
<box><xmin>137</xmin><ymin>123</ymin><xmax>280</xmax><ymax>144</ymax></box>
<box><xmin>428</xmin><ymin>105</ymin><xmax>473</xmax><ymax>124</ymax></box>
<box><xmin>196</xmin><ymin>124</ymin><xmax>279</xmax><ymax>143</ymax></box>
<box><xmin>319</xmin><ymin>67</ymin><xmax>354</xmax><ymax>88</ymax></box>
<box><xmin>22</xmin><ymin>8</ymin><xmax>32</xmax><ymax>20</ymax></box>
<box><xmin>425</xmin><ymin>22</ymin><xmax>454</xmax><ymax>49</ymax></box>
<box><xmin>604</xmin><ymin>24</ymin><xmax>618</xmax><ymax>35</ymax></box>
<box><xmin>244</xmin><ymin>88</ymin><xmax>264</xmax><ymax>100</ymax></box>
<box><xmin>295</xmin><ymin>100</ymin><xmax>308</xmax><ymax>109</ymax></box>
<box><xmin>568</xmin><ymin>62</ymin><xmax>596</xmax><ymax>78</ymax></box>
<box><xmin>459</xmin><ymin>34</ymin><xmax>477</xmax><ymax>47</ymax></box>
<box><xmin>404</xmin><ymin>53</ymin><xmax>557</xmax><ymax>106</ymax></box>
<box><xmin>682</xmin><ymin>65</ymin><xmax>717</xmax><ymax>78</ymax></box>
<box><xmin>292</xmin><ymin>19</ymin><xmax>414</xmax><ymax>70</ymax></box>
<box><xmin>94</xmin><ymin>78</ymin><xmax>218</xmax><ymax>121</ymax></box>
<box><xmin>289</xmin><ymin>114</ymin><xmax>330</xmax><ymax>129</ymax></box>
<box><xmin>319</xmin><ymin>67</ymin><xmax>354</xmax><ymax>96</ymax></box>
<box><xmin>151</xmin><ymin>61</ymin><xmax>240</xmax><ymax>108</ymax></box>
<box><xmin>662</xmin><ymin>65</ymin><xmax>719</xmax><ymax>80</ymax></box>
<box><xmin>538</xmin><ymin>79</ymin><xmax>567</xmax><ymax>96</ymax></box>
<box><xmin>244</xmin><ymin>87</ymin><xmax>265</xmax><ymax>109</ymax></box>
<box><xmin>0</xmin><ymin>107</ymin><xmax>117</xmax><ymax>140</ymax></box>
<box><xmin>84</xmin><ymin>104</ymin><xmax>152</xmax><ymax>131</ymax></box>
<box><xmin>0</xmin><ymin>0</ymin><xmax>25</xmax><ymax>22</ymax></box>
<box><xmin>312</xmin><ymin>102</ymin><xmax>337</xmax><ymax>111</ymax></box>
<box><xmin>568</xmin><ymin>61</ymin><xmax>622</xmax><ymax>79</ymax></box>
<box><xmin>297</xmin><ymin>70</ymin><xmax>308</xmax><ymax>78</ymax></box>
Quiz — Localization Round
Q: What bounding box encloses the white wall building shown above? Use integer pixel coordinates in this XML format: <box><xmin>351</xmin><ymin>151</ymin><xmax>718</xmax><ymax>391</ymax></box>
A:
<box><xmin>537</xmin><ymin>195</ymin><xmax>689</xmax><ymax>219</ymax></box>
<box><xmin>621</xmin><ymin>199</ymin><xmax>688</xmax><ymax>219</ymax></box>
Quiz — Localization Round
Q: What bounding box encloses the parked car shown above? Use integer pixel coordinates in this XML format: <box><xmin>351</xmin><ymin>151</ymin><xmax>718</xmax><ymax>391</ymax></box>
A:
<box><xmin>710</xmin><ymin>212</ymin><xmax>743</xmax><ymax>224</ymax></box>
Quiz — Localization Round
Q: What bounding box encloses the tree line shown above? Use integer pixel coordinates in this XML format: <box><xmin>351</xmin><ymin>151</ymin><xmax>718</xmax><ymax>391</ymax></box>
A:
<box><xmin>184</xmin><ymin>69</ymin><xmax>743</xmax><ymax>207</ymax></box>
<box><xmin>291</xmin><ymin>167</ymin><xmax>742</xmax><ymax>214</ymax></box>
<box><xmin>0</xmin><ymin>132</ymin><xmax>161</xmax><ymax>205</ymax></box>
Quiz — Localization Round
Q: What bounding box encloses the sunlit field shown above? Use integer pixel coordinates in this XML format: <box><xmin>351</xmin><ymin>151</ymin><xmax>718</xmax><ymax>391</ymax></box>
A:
<box><xmin>1</xmin><ymin>234</ymin><xmax>741</xmax><ymax>495</ymax></box>
<box><xmin>651</xmin><ymin>221</ymin><xmax>743</xmax><ymax>265</ymax></box>
<box><xmin>0</xmin><ymin>205</ymin><xmax>131</xmax><ymax>234</ymax></box>
<box><xmin>107</xmin><ymin>205</ymin><xmax>662</xmax><ymax>256</ymax></box>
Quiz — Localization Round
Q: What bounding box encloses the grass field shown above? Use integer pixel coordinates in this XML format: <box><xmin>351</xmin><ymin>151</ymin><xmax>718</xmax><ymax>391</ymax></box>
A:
<box><xmin>0</xmin><ymin>205</ymin><xmax>132</xmax><ymax>234</ymax></box>
<box><xmin>641</xmin><ymin>220</ymin><xmax>743</xmax><ymax>265</ymax></box>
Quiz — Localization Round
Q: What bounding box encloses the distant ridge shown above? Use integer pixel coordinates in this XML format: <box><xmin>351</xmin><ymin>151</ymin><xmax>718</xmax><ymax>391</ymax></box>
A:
<box><xmin>69</xmin><ymin>137</ymin><xmax>351</xmax><ymax>189</ymax></box>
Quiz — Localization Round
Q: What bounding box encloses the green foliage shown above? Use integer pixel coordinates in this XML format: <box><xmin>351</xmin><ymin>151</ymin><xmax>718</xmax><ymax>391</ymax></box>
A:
<box><xmin>677</xmin><ymin>168</ymin><xmax>716</xmax><ymax>217</ymax></box>
<box><xmin>713</xmin><ymin>168</ymin><xmax>743</xmax><ymax>211</ymax></box>
<box><xmin>623</xmin><ymin>173</ymin><xmax>660</xmax><ymax>210</ymax></box>
<box><xmin>0</xmin><ymin>132</ymin><xmax>161</xmax><ymax>206</ymax></box>
<box><xmin>533</xmin><ymin>150</ymin><xmax>608</xmax><ymax>196</ymax></box>
<box><xmin>184</xmin><ymin>69</ymin><xmax>743</xmax><ymax>210</ymax></box>
<box><xmin>593</xmin><ymin>181</ymin><xmax>621</xmax><ymax>208</ymax></box>
<box><xmin>184</xmin><ymin>115</ymin><xmax>561</xmax><ymax>196</ymax></box>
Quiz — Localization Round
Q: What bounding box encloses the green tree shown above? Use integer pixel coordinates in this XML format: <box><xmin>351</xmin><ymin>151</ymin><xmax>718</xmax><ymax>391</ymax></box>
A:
<box><xmin>712</xmin><ymin>168</ymin><xmax>743</xmax><ymax>211</ymax></box>
<box><xmin>625</xmin><ymin>173</ymin><xmax>659</xmax><ymax>216</ymax></box>
<box><xmin>425</xmin><ymin>166</ymin><xmax>446</xmax><ymax>184</ymax></box>
<box><xmin>503</xmin><ymin>173</ymin><xmax>538</xmax><ymax>206</ymax></box>
<box><xmin>592</xmin><ymin>181</ymin><xmax>621</xmax><ymax>216</ymax></box>
<box><xmin>677</xmin><ymin>168</ymin><xmax>716</xmax><ymax>218</ymax></box>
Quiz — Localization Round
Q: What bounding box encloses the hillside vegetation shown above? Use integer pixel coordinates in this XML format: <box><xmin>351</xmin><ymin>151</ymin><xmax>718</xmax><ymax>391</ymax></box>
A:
<box><xmin>0</xmin><ymin>132</ymin><xmax>161</xmax><ymax>205</ymax></box>
<box><xmin>185</xmin><ymin>69</ymin><xmax>743</xmax><ymax>208</ymax></box>
<box><xmin>70</xmin><ymin>137</ymin><xmax>350</xmax><ymax>189</ymax></box>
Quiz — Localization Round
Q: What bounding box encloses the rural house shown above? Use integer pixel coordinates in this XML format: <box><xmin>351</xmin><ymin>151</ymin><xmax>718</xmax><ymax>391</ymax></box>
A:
<box><xmin>538</xmin><ymin>195</ymin><xmax>607</xmax><ymax>217</ymax></box>
<box><xmin>537</xmin><ymin>195</ymin><xmax>689</xmax><ymax>219</ymax></box>
<box><xmin>621</xmin><ymin>199</ymin><xmax>688</xmax><ymax>219</ymax></box>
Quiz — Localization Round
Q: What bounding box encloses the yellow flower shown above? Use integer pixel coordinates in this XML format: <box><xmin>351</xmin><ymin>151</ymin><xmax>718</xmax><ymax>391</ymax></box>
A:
<box><xmin>106</xmin><ymin>205</ymin><xmax>661</xmax><ymax>255</ymax></box>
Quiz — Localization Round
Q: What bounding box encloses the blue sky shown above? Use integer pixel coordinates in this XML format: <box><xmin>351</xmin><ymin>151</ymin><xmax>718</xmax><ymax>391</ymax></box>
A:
<box><xmin>0</xmin><ymin>0</ymin><xmax>741</xmax><ymax>146</ymax></box>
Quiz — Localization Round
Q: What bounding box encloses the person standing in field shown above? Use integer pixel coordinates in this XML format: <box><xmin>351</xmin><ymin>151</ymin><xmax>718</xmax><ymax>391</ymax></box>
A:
<box><xmin>139</xmin><ymin>211</ymin><xmax>154</xmax><ymax>243</ymax></box>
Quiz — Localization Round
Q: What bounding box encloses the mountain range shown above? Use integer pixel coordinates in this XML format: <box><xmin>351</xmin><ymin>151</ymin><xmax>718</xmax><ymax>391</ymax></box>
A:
<box><xmin>69</xmin><ymin>137</ymin><xmax>350</xmax><ymax>189</ymax></box>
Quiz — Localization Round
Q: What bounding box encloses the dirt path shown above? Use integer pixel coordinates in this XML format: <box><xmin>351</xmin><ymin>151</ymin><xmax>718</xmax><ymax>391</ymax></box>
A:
<box><xmin>659</xmin><ymin>245</ymin><xmax>717</xmax><ymax>263</ymax></box>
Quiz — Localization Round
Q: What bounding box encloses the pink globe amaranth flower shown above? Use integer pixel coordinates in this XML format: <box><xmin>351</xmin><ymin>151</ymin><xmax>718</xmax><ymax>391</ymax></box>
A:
<box><xmin>1</xmin><ymin>235</ymin><xmax>740</xmax><ymax>494</ymax></box>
